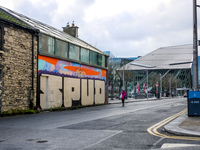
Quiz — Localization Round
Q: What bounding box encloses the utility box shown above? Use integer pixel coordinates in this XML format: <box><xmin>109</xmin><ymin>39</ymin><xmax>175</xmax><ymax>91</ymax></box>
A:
<box><xmin>188</xmin><ymin>91</ymin><xmax>200</xmax><ymax>116</ymax></box>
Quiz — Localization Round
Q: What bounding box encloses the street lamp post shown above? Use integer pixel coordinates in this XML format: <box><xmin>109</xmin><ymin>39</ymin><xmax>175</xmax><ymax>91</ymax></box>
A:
<box><xmin>146</xmin><ymin>70</ymin><xmax>148</xmax><ymax>100</ymax></box>
<box><xmin>160</xmin><ymin>74</ymin><xmax>162</xmax><ymax>99</ymax></box>
<box><xmin>169</xmin><ymin>78</ymin><xmax>171</xmax><ymax>97</ymax></box>
<box><xmin>176</xmin><ymin>81</ymin><xmax>177</xmax><ymax>96</ymax></box>
<box><xmin>193</xmin><ymin>0</ymin><xmax>199</xmax><ymax>90</ymax></box>
<box><xmin>123</xmin><ymin>61</ymin><xmax>124</xmax><ymax>88</ymax></box>
<box><xmin>156</xmin><ymin>82</ymin><xmax>158</xmax><ymax>98</ymax></box>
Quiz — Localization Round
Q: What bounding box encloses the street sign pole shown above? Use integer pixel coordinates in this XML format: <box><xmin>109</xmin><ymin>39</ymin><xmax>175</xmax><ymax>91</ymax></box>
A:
<box><xmin>193</xmin><ymin>0</ymin><xmax>199</xmax><ymax>90</ymax></box>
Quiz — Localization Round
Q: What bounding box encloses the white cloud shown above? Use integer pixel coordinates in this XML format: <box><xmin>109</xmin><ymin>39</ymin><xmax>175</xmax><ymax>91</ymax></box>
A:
<box><xmin>1</xmin><ymin>0</ymin><xmax>15</xmax><ymax>9</ymax></box>
<box><xmin>0</xmin><ymin>0</ymin><xmax>195</xmax><ymax>57</ymax></box>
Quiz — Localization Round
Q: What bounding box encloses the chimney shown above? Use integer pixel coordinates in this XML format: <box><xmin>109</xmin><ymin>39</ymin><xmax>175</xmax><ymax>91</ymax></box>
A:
<box><xmin>62</xmin><ymin>21</ymin><xmax>79</xmax><ymax>38</ymax></box>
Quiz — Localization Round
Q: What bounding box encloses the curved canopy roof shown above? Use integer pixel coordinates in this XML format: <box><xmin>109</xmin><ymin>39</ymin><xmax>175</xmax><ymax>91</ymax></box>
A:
<box><xmin>117</xmin><ymin>44</ymin><xmax>193</xmax><ymax>71</ymax></box>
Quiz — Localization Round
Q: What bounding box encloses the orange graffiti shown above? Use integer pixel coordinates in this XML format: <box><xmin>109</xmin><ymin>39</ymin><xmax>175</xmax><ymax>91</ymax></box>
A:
<box><xmin>64</xmin><ymin>66</ymin><xmax>99</xmax><ymax>76</ymax></box>
<box><xmin>38</xmin><ymin>55</ymin><xmax>58</xmax><ymax>65</ymax></box>
<box><xmin>102</xmin><ymin>69</ymin><xmax>107</xmax><ymax>78</ymax></box>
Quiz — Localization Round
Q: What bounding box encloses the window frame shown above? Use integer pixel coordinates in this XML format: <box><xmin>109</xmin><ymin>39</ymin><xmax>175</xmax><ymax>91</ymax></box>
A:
<box><xmin>55</xmin><ymin>38</ymin><xmax>68</xmax><ymax>58</ymax></box>
<box><xmin>38</xmin><ymin>34</ymin><xmax>107</xmax><ymax>69</ymax></box>
<box><xmin>89</xmin><ymin>51</ymin><xmax>98</xmax><ymax>65</ymax></box>
<box><xmin>80</xmin><ymin>47</ymin><xmax>90</xmax><ymax>63</ymax></box>
<box><xmin>68</xmin><ymin>43</ymin><xmax>80</xmax><ymax>61</ymax></box>
<box><xmin>39</xmin><ymin>34</ymin><xmax>55</xmax><ymax>55</ymax></box>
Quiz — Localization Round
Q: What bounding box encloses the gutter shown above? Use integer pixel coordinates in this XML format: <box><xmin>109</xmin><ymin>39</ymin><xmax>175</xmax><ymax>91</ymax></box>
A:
<box><xmin>30</xmin><ymin>33</ymin><xmax>34</xmax><ymax>109</ymax></box>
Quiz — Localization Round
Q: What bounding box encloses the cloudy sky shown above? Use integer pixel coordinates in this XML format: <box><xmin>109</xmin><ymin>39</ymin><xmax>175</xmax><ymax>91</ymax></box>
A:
<box><xmin>0</xmin><ymin>0</ymin><xmax>198</xmax><ymax>57</ymax></box>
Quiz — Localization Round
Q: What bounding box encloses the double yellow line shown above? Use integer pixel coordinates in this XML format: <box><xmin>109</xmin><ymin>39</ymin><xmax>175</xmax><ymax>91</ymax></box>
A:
<box><xmin>147</xmin><ymin>109</ymin><xmax>200</xmax><ymax>141</ymax></box>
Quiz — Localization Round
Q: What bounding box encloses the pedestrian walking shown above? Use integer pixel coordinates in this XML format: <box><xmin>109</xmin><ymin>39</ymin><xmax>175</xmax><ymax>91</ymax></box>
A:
<box><xmin>120</xmin><ymin>87</ymin><xmax>127</xmax><ymax>107</ymax></box>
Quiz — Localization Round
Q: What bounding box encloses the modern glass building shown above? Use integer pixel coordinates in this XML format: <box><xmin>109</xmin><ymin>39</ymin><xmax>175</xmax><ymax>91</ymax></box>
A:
<box><xmin>117</xmin><ymin>45</ymin><xmax>193</xmax><ymax>97</ymax></box>
<box><xmin>105</xmin><ymin>51</ymin><xmax>140</xmax><ymax>98</ymax></box>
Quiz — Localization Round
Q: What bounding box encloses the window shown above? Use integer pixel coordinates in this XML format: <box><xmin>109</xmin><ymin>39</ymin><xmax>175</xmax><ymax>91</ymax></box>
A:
<box><xmin>81</xmin><ymin>48</ymin><xmax>89</xmax><ymax>63</ymax></box>
<box><xmin>90</xmin><ymin>51</ymin><xmax>98</xmax><ymax>65</ymax></box>
<box><xmin>98</xmin><ymin>54</ymin><xmax>105</xmax><ymax>67</ymax></box>
<box><xmin>38</xmin><ymin>33</ymin><xmax>107</xmax><ymax>68</ymax></box>
<box><xmin>39</xmin><ymin>34</ymin><xmax>54</xmax><ymax>54</ymax></box>
<box><xmin>98</xmin><ymin>54</ymin><xmax>102</xmax><ymax>66</ymax></box>
<box><xmin>105</xmin><ymin>56</ymin><xmax>108</xmax><ymax>67</ymax></box>
<box><xmin>102</xmin><ymin>55</ymin><xmax>106</xmax><ymax>67</ymax></box>
<box><xmin>55</xmin><ymin>39</ymin><xmax>68</xmax><ymax>58</ymax></box>
<box><xmin>69</xmin><ymin>43</ymin><xmax>80</xmax><ymax>61</ymax></box>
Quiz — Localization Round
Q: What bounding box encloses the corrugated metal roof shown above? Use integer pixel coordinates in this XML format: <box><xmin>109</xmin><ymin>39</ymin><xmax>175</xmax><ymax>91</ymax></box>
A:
<box><xmin>117</xmin><ymin>44</ymin><xmax>193</xmax><ymax>71</ymax></box>
<box><xmin>0</xmin><ymin>6</ymin><xmax>108</xmax><ymax>56</ymax></box>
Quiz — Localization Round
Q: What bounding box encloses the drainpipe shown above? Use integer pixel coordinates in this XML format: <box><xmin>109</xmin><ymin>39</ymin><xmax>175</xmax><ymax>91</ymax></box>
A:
<box><xmin>30</xmin><ymin>33</ymin><xmax>34</xmax><ymax>110</ymax></box>
<box><xmin>36</xmin><ymin>32</ymin><xmax>41</xmax><ymax>110</ymax></box>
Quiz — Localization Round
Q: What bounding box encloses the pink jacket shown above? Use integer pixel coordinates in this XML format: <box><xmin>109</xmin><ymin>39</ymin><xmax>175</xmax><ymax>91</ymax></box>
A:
<box><xmin>120</xmin><ymin>90</ymin><xmax>127</xmax><ymax>99</ymax></box>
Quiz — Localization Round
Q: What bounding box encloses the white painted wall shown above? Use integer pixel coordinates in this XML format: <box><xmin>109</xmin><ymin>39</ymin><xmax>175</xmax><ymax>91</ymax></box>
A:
<box><xmin>40</xmin><ymin>75</ymin><xmax>62</xmax><ymax>109</ymax></box>
<box><xmin>81</xmin><ymin>79</ymin><xmax>94</xmax><ymax>106</ymax></box>
<box><xmin>40</xmin><ymin>75</ymin><xmax>105</xmax><ymax>109</ymax></box>
<box><xmin>95</xmin><ymin>80</ymin><xmax>105</xmax><ymax>104</ymax></box>
<box><xmin>64</xmin><ymin>77</ymin><xmax>80</xmax><ymax>107</ymax></box>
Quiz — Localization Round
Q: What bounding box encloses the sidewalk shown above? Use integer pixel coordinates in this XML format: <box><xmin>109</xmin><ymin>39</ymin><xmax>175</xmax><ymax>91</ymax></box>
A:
<box><xmin>164</xmin><ymin>113</ymin><xmax>200</xmax><ymax>137</ymax></box>
<box><xmin>108</xmin><ymin>97</ymin><xmax>200</xmax><ymax>137</ymax></box>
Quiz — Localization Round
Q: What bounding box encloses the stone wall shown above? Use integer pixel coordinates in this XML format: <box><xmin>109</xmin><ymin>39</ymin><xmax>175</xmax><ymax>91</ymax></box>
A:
<box><xmin>0</xmin><ymin>26</ymin><xmax>38</xmax><ymax>112</ymax></box>
<box><xmin>0</xmin><ymin>68</ymin><xmax>2</xmax><ymax>111</ymax></box>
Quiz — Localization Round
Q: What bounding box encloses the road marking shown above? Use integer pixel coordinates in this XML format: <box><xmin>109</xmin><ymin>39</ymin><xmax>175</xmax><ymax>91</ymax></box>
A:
<box><xmin>151</xmin><ymin>137</ymin><xmax>164</xmax><ymax>149</ymax></box>
<box><xmin>80</xmin><ymin>130</ymin><xmax>123</xmax><ymax>150</ymax></box>
<box><xmin>147</xmin><ymin>109</ymin><xmax>200</xmax><ymax>141</ymax></box>
<box><xmin>161</xmin><ymin>143</ymin><xmax>200</xmax><ymax>148</ymax></box>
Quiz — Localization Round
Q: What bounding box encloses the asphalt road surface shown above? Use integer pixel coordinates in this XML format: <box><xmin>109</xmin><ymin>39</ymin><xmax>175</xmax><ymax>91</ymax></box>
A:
<box><xmin>1</xmin><ymin>97</ymin><xmax>200</xmax><ymax>150</ymax></box>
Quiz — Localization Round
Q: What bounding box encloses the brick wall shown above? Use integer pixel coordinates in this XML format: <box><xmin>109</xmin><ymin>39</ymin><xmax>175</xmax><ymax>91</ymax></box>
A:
<box><xmin>0</xmin><ymin>26</ymin><xmax>37</xmax><ymax>112</ymax></box>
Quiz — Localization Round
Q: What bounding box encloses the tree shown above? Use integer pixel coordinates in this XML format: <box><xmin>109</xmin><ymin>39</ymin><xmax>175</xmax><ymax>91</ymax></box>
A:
<box><xmin>107</xmin><ymin>59</ymin><xmax>121</xmax><ymax>98</ymax></box>
<box><xmin>124</xmin><ymin>71</ymin><xmax>134</xmax><ymax>95</ymax></box>
<box><xmin>162</xmin><ymin>73</ymin><xmax>181</xmax><ymax>96</ymax></box>
<box><xmin>149</xmin><ymin>72</ymin><xmax>160</xmax><ymax>94</ymax></box>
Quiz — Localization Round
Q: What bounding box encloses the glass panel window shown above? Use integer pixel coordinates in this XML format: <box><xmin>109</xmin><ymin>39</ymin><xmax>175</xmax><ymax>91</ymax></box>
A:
<box><xmin>69</xmin><ymin>43</ymin><xmax>80</xmax><ymax>61</ymax></box>
<box><xmin>39</xmin><ymin>34</ymin><xmax>54</xmax><ymax>54</ymax></box>
<box><xmin>81</xmin><ymin>48</ymin><xmax>89</xmax><ymax>63</ymax></box>
<box><xmin>102</xmin><ymin>55</ymin><xmax>105</xmax><ymax>67</ymax></box>
<box><xmin>55</xmin><ymin>39</ymin><xmax>68</xmax><ymax>58</ymax></box>
<box><xmin>98</xmin><ymin>54</ymin><xmax>105</xmax><ymax>67</ymax></box>
<box><xmin>105</xmin><ymin>56</ymin><xmax>108</xmax><ymax>67</ymax></box>
<box><xmin>98</xmin><ymin>54</ymin><xmax>102</xmax><ymax>66</ymax></box>
<box><xmin>90</xmin><ymin>51</ymin><xmax>98</xmax><ymax>65</ymax></box>
<box><xmin>48</xmin><ymin>37</ymin><xmax>54</xmax><ymax>54</ymax></box>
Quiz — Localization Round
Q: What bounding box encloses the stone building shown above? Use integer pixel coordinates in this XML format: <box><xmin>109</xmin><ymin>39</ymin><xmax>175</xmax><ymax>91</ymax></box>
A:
<box><xmin>0</xmin><ymin>9</ymin><xmax>38</xmax><ymax>112</ymax></box>
<box><xmin>0</xmin><ymin>6</ymin><xmax>108</xmax><ymax>112</ymax></box>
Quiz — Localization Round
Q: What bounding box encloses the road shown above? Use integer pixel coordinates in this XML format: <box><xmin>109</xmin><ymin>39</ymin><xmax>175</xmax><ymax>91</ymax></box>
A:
<box><xmin>0</xmin><ymin>97</ymin><xmax>200</xmax><ymax>150</ymax></box>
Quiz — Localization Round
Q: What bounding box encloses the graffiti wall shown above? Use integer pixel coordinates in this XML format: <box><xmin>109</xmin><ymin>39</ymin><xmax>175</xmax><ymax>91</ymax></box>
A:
<box><xmin>38</xmin><ymin>55</ymin><xmax>107</xmax><ymax>80</ymax></box>
<box><xmin>40</xmin><ymin>75</ymin><xmax>105</xmax><ymax>109</ymax></box>
<box><xmin>38</xmin><ymin>55</ymin><xmax>107</xmax><ymax>109</ymax></box>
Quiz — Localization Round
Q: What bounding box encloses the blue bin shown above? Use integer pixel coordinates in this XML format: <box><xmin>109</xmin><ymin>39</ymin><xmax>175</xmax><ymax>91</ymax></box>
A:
<box><xmin>188</xmin><ymin>91</ymin><xmax>200</xmax><ymax>116</ymax></box>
